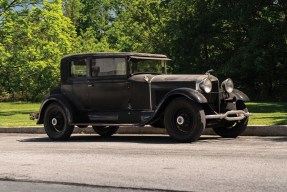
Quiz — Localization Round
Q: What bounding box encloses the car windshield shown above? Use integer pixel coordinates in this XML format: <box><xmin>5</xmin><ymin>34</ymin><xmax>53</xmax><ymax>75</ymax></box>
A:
<box><xmin>130</xmin><ymin>59</ymin><xmax>167</xmax><ymax>74</ymax></box>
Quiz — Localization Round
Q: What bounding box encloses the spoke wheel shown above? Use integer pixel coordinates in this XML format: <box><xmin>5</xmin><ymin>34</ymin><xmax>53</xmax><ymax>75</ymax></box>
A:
<box><xmin>92</xmin><ymin>126</ymin><xmax>119</xmax><ymax>137</ymax></box>
<box><xmin>44</xmin><ymin>103</ymin><xmax>74</xmax><ymax>140</ymax></box>
<box><xmin>164</xmin><ymin>97</ymin><xmax>206</xmax><ymax>143</ymax></box>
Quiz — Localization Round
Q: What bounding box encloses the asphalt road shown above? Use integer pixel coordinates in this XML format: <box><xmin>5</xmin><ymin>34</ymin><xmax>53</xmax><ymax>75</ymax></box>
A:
<box><xmin>0</xmin><ymin>133</ymin><xmax>286</xmax><ymax>192</ymax></box>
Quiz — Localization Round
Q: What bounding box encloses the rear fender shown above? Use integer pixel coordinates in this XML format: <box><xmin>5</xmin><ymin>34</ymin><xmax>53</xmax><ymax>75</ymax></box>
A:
<box><xmin>37</xmin><ymin>94</ymin><xmax>74</xmax><ymax>124</ymax></box>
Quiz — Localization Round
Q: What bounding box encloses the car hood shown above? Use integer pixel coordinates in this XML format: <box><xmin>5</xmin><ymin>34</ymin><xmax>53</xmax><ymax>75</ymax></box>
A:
<box><xmin>128</xmin><ymin>74</ymin><xmax>218</xmax><ymax>83</ymax></box>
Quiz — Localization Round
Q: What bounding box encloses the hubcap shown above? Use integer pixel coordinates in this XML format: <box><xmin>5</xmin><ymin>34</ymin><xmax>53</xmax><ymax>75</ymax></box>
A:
<box><xmin>176</xmin><ymin>116</ymin><xmax>184</xmax><ymax>125</ymax></box>
<box><xmin>51</xmin><ymin>118</ymin><xmax>57</xmax><ymax>126</ymax></box>
<box><xmin>173</xmin><ymin>109</ymin><xmax>193</xmax><ymax>132</ymax></box>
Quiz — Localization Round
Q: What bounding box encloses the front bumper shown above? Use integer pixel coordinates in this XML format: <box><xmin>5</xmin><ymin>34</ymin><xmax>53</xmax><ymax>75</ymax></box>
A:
<box><xmin>205</xmin><ymin>110</ymin><xmax>252</xmax><ymax>121</ymax></box>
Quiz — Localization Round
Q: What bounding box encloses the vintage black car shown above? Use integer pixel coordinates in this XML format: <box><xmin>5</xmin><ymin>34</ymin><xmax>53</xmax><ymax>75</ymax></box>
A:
<box><xmin>30</xmin><ymin>52</ymin><xmax>252</xmax><ymax>142</ymax></box>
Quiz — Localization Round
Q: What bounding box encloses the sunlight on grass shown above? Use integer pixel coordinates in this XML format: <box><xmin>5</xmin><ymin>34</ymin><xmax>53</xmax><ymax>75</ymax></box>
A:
<box><xmin>246</xmin><ymin>102</ymin><xmax>287</xmax><ymax>125</ymax></box>
<box><xmin>0</xmin><ymin>102</ymin><xmax>40</xmax><ymax>127</ymax></box>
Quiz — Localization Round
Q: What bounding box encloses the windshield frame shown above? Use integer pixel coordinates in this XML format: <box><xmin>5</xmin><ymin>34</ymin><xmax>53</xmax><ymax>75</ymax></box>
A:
<box><xmin>128</xmin><ymin>57</ymin><xmax>168</xmax><ymax>76</ymax></box>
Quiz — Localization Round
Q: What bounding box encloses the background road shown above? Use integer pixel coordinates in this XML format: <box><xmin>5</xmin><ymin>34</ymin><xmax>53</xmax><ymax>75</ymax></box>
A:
<box><xmin>0</xmin><ymin>133</ymin><xmax>286</xmax><ymax>192</ymax></box>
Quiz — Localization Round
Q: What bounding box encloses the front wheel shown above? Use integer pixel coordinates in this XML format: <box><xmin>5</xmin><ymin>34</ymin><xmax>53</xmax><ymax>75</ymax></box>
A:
<box><xmin>44</xmin><ymin>103</ymin><xmax>74</xmax><ymax>140</ymax></box>
<box><xmin>92</xmin><ymin>126</ymin><xmax>119</xmax><ymax>137</ymax></box>
<box><xmin>212</xmin><ymin>102</ymin><xmax>248</xmax><ymax>138</ymax></box>
<box><xmin>164</xmin><ymin>98</ymin><xmax>206</xmax><ymax>143</ymax></box>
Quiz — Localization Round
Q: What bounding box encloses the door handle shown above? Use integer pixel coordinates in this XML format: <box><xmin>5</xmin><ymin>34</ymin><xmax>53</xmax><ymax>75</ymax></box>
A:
<box><xmin>88</xmin><ymin>84</ymin><xmax>94</xmax><ymax>87</ymax></box>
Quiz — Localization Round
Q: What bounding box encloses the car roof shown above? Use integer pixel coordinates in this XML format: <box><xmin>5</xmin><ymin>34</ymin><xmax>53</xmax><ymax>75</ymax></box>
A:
<box><xmin>62</xmin><ymin>52</ymin><xmax>169</xmax><ymax>60</ymax></box>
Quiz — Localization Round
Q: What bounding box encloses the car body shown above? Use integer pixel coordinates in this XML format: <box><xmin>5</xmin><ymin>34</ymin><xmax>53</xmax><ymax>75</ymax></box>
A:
<box><xmin>31</xmin><ymin>52</ymin><xmax>252</xmax><ymax>142</ymax></box>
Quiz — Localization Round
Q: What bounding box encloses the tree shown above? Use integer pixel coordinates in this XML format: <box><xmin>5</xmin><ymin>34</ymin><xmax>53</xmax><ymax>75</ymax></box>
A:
<box><xmin>74</xmin><ymin>0</ymin><xmax>167</xmax><ymax>53</ymax></box>
<box><xmin>106</xmin><ymin>0</ymin><xmax>167</xmax><ymax>52</ymax></box>
<box><xmin>62</xmin><ymin>0</ymin><xmax>83</xmax><ymax>25</ymax></box>
<box><xmin>219</xmin><ymin>0</ymin><xmax>287</xmax><ymax>100</ymax></box>
<box><xmin>0</xmin><ymin>0</ymin><xmax>76</xmax><ymax>100</ymax></box>
<box><xmin>0</xmin><ymin>0</ymin><xmax>18</xmax><ymax>16</ymax></box>
<box><xmin>72</xmin><ymin>27</ymin><xmax>114</xmax><ymax>53</ymax></box>
<box><xmin>162</xmin><ymin>0</ymin><xmax>287</xmax><ymax>100</ymax></box>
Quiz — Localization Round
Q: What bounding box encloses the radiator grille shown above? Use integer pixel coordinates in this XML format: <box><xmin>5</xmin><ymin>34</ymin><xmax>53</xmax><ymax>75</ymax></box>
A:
<box><xmin>203</xmin><ymin>80</ymin><xmax>219</xmax><ymax>112</ymax></box>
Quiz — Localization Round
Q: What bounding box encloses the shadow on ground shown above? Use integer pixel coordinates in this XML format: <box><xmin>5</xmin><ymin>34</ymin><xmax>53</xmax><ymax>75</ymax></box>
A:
<box><xmin>17</xmin><ymin>134</ymin><xmax>222</xmax><ymax>144</ymax></box>
<box><xmin>261</xmin><ymin>137</ymin><xmax>287</xmax><ymax>142</ymax></box>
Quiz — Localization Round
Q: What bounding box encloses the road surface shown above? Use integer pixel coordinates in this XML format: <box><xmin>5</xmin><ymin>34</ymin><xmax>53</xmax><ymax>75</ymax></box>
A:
<box><xmin>0</xmin><ymin>133</ymin><xmax>286</xmax><ymax>191</ymax></box>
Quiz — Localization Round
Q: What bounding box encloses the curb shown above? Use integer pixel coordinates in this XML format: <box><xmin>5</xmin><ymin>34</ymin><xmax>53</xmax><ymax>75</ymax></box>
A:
<box><xmin>0</xmin><ymin>125</ymin><xmax>286</xmax><ymax>136</ymax></box>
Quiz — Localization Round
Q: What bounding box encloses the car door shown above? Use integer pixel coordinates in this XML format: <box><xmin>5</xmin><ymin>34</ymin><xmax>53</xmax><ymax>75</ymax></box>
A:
<box><xmin>87</xmin><ymin>57</ymin><xmax>129</xmax><ymax>111</ymax></box>
<box><xmin>62</xmin><ymin>57</ymin><xmax>90</xmax><ymax>110</ymax></box>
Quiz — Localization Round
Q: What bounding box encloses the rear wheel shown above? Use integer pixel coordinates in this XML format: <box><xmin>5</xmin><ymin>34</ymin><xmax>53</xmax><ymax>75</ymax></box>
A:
<box><xmin>212</xmin><ymin>102</ymin><xmax>248</xmax><ymax>138</ymax></box>
<box><xmin>44</xmin><ymin>103</ymin><xmax>74</xmax><ymax>140</ymax></box>
<box><xmin>164</xmin><ymin>98</ymin><xmax>206</xmax><ymax>143</ymax></box>
<box><xmin>92</xmin><ymin>126</ymin><xmax>119</xmax><ymax>137</ymax></box>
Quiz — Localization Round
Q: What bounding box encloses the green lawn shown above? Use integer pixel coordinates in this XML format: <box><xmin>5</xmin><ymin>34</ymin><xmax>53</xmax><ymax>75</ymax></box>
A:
<box><xmin>0</xmin><ymin>102</ymin><xmax>286</xmax><ymax>127</ymax></box>
<box><xmin>246</xmin><ymin>102</ymin><xmax>287</xmax><ymax>125</ymax></box>
<box><xmin>0</xmin><ymin>102</ymin><xmax>40</xmax><ymax>127</ymax></box>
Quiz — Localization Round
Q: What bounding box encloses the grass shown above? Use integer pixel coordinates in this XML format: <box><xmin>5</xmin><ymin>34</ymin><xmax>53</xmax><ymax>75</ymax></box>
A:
<box><xmin>246</xmin><ymin>102</ymin><xmax>287</xmax><ymax>125</ymax></box>
<box><xmin>0</xmin><ymin>102</ymin><xmax>286</xmax><ymax>127</ymax></box>
<box><xmin>0</xmin><ymin>102</ymin><xmax>40</xmax><ymax>127</ymax></box>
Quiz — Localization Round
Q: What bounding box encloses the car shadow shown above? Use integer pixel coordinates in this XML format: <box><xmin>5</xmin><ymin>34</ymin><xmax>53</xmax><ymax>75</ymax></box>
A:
<box><xmin>260</xmin><ymin>137</ymin><xmax>287</xmax><ymax>142</ymax></box>
<box><xmin>17</xmin><ymin>134</ymin><xmax>222</xmax><ymax>144</ymax></box>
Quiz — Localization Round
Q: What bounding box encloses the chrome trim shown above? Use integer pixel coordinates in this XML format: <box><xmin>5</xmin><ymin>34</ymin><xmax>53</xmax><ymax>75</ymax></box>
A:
<box><xmin>206</xmin><ymin>110</ymin><xmax>252</xmax><ymax>121</ymax></box>
<box><xmin>149</xmin><ymin>75</ymin><xmax>158</xmax><ymax>110</ymax></box>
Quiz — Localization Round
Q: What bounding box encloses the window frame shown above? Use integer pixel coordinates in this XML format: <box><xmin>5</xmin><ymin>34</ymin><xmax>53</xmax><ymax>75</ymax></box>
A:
<box><xmin>88</xmin><ymin>56</ymin><xmax>128</xmax><ymax>80</ymax></box>
<box><xmin>68</xmin><ymin>57</ymin><xmax>89</xmax><ymax>81</ymax></box>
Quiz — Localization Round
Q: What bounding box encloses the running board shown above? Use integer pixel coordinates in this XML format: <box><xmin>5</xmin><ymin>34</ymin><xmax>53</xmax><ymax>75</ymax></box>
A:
<box><xmin>71</xmin><ymin>123</ymin><xmax>143</xmax><ymax>127</ymax></box>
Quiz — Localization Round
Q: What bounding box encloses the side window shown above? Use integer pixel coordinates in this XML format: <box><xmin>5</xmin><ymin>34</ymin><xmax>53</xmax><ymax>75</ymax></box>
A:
<box><xmin>91</xmin><ymin>58</ymin><xmax>126</xmax><ymax>77</ymax></box>
<box><xmin>70</xmin><ymin>59</ymin><xmax>88</xmax><ymax>78</ymax></box>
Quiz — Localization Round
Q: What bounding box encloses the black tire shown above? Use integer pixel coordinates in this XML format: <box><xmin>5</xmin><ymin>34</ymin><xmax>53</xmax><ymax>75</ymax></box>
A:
<box><xmin>92</xmin><ymin>126</ymin><xmax>119</xmax><ymax>137</ymax></box>
<box><xmin>212</xmin><ymin>102</ymin><xmax>248</xmax><ymax>138</ymax></box>
<box><xmin>164</xmin><ymin>97</ymin><xmax>206</xmax><ymax>143</ymax></box>
<box><xmin>44</xmin><ymin>103</ymin><xmax>74</xmax><ymax>140</ymax></box>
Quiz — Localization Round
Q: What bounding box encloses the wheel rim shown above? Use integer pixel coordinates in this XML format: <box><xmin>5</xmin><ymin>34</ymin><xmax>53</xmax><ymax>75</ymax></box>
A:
<box><xmin>48</xmin><ymin>109</ymin><xmax>65</xmax><ymax>132</ymax></box>
<box><xmin>173</xmin><ymin>109</ymin><xmax>193</xmax><ymax>132</ymax></box>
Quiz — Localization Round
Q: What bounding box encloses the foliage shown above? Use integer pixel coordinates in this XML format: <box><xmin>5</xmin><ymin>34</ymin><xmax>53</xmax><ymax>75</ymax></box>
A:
<box><xmin>72</xmin><ymin>27</ymin><xmax>115</xmax><ymax>53</ymax></box>
<box><xmin>0</xmin><ymin>0</ymin><xmax>76</xmax><ymax>101</ymax></box>
<box><xmin>106</xmin><ymin>0</ymin><xmax>167</xmax><ymax>52</ymax></box>
<box><xmin>0</xmin><ymin>0</ymin><xmax>286</xmax><ymax>101</ymax></box>
<box><xmin>161</xmin><ymin>0</ymin><xmax>287</xmax><ymax>100</ymax></box>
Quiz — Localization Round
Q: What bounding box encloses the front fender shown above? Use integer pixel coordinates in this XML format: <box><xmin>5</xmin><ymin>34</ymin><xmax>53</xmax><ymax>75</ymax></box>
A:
<box><xmin>37</xmin><ymin>94</ymin><xmax>74</xmax><ymax>124</ymax></box>
<box><xmin>163</xmin><ymin>88</ymin><xmax>208</xmax><ymax>104</ymax></box>
<box><xmin>140</xmin><ymin>88</ymin><xmax>207</xmax><ymax>126</ymax></box>
<box><xmin>230</xmin><ymin>89</ymin><xmax>250</xmax><ymax>102</ymax></box>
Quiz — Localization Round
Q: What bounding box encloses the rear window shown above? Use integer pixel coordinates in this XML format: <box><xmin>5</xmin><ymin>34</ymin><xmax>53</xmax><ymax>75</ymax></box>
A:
<box><xmin>70</xmin><ymin>59</ymin><xmax>88</xmax><ymax>78</ymax></box>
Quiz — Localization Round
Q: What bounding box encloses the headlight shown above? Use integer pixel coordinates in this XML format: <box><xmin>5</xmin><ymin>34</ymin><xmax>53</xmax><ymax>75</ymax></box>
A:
<box><xmin>221</xmin><ymin>78</ymin><xmax>234</xmax><ymax>93</ymax></box>
<box><xmin>200</xmin><ymin>78</ymin><xmax>212</xmax><ymax>93</ymax></box>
